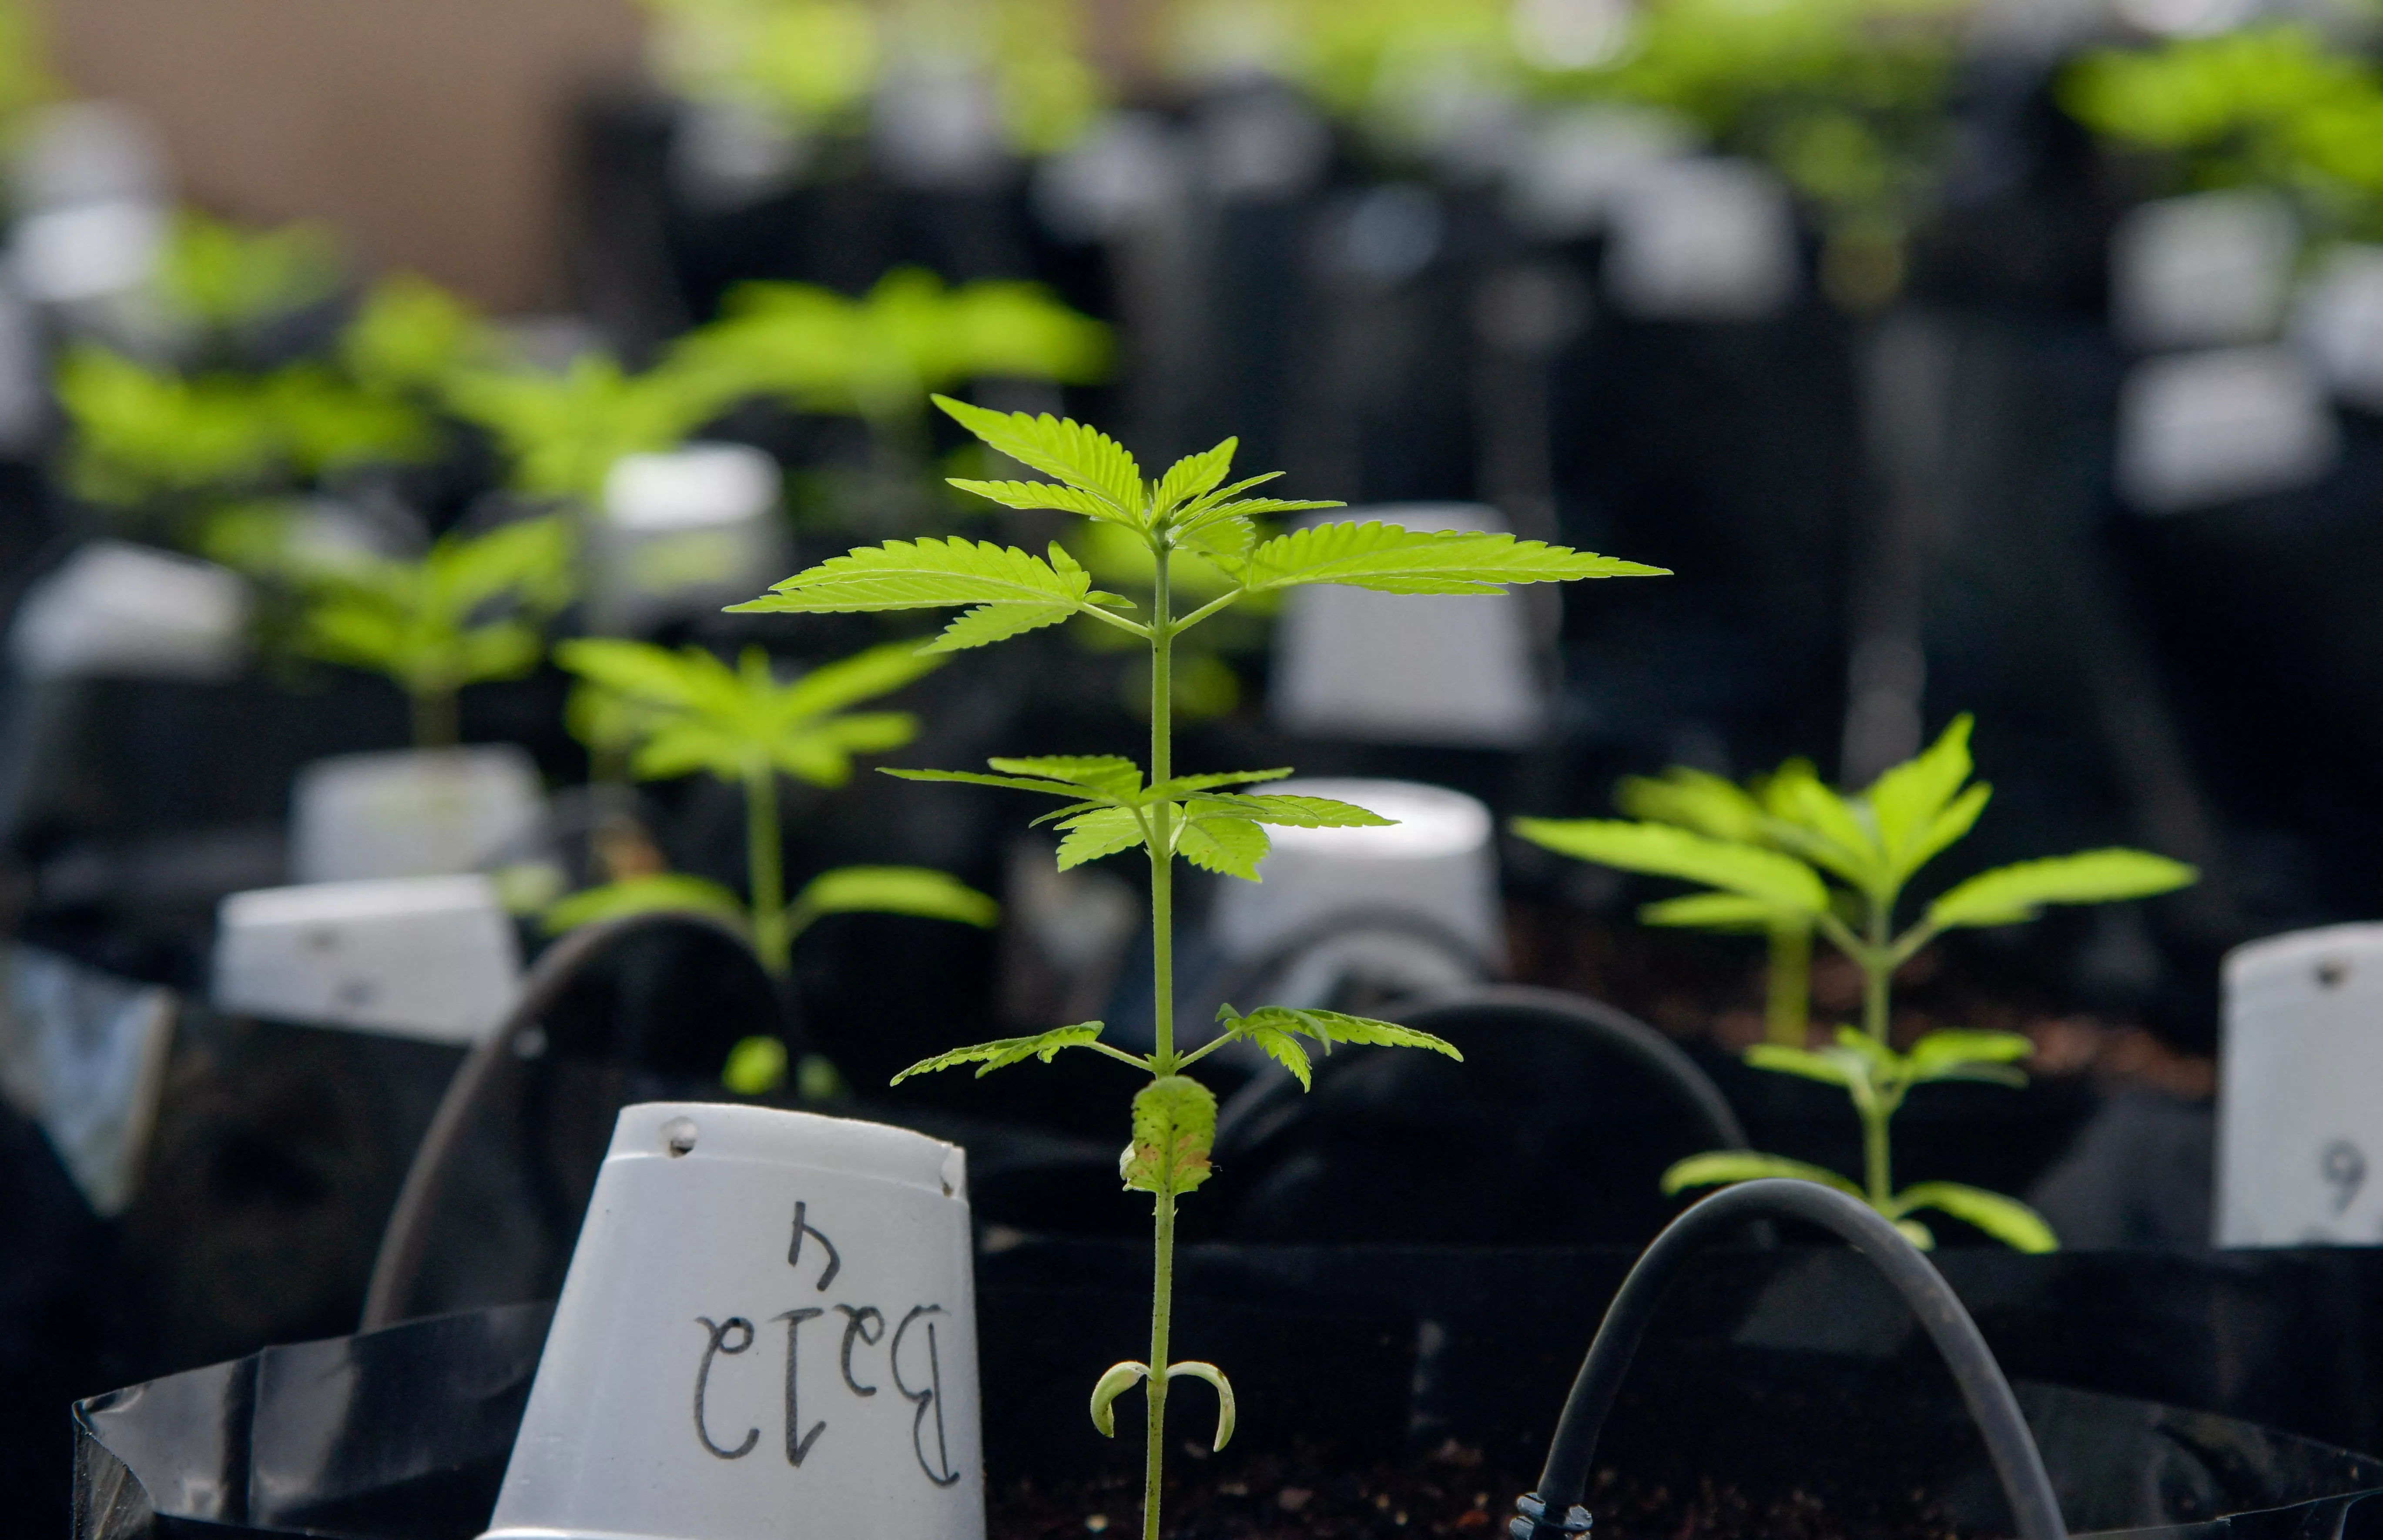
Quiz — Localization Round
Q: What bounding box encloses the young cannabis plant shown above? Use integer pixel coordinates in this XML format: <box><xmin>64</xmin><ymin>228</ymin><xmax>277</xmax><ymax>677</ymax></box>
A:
<box><xmin>446</xmin><ymin>352</ymin><xmax>735</xmax><ymax>504</ymax></box>
<box><xmin>550</xmin><ymin>638</ymin><xmax>999</xmax><ymax>983</ymax></box>
<box><xmin>1515</xmin><ymin>715</ymin><xmax>2197</xmax><ymax>1251</ymax></box>
<box><xmin>729</xmin><ymin>394</ymin><xmax>1663</xmax><ymax>1540</ymax></box>
<box><xmin>1614</xmin><ymin>760</ymin><xmax>1820</xmax><ymax>1046</ymax></box>
<box><xmin>296</xmin><ymin>515</ymin><xmax>576</xmax><ymax>748</ymax></box>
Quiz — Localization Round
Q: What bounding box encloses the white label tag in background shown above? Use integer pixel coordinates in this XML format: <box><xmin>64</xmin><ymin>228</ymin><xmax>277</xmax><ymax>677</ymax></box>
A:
<box><xmin>211</xmin><ymin>874</ymin><xmax>522</xmax><ymax>1045</ymax></box>
<box><xmin>2111</xmin><ymin>190</ymin><xmax>2297</xmax><ymax>352</ymax></box>
<box><xmin>2219</xmin><ymin>924</ymin><xmax>2383</xmax><ymax>1247</ymax></box>
<box><xmin>484</xmin><ymin>1102</ymin><xmax>983</xmax><ymax>1540</ymax></box>
<box><xmin>1603</xmin><ymin>157</ymin><xmax>1797</xmax><ymax>323</ymax></box>
<box><xmin>290</xmin><ymin>745</ymin><xmax>547</xmax><ymax>885</ymax></box>
<box><xmin>595</xmin><ymin>442</ymin><xmax>789</xmax><ymax>635</ymax></box>
<box><xmin>9</xmin><ymin>542</ymin><xmax>251</xmax><ymax>683</ymax></box>
<box><xmin>2115</xmin><ymin>345</ymin><xmax>2338</xmax><ymax>513</ymax></box>
<box><xmin>2294</xmin><ymin>243</ymin><xmax>2383</xmax><ymax>413</ymax></box>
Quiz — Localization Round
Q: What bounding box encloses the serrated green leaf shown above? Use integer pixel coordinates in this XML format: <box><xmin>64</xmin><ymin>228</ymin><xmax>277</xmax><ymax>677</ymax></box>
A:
<box><xmin>634</xmin><ymin>720</ymin><xmax>756</xmax><ymax>782</ymax></box>
<box><xmin>1146</xmin><ymin>768</ymin><xmax>1293</xmax><ymax>798</ymax></box>
<box><xmin>882</xmin><ymin>766</ymin><xmax>1114</xmax><ymax>799</ymax></box>
<box><xmin>946</xmin><ymin>477</ymin><xmax>1125</xmax><ymax>519</ymax></box>
<box><xmin>1659</xmin><ymin>1151</ymin><xmax>1865</xmax><ymax>1198</ymax></box>
<box><xmin>1639</xmin><ymin>892</ymin><xmax>1786</xmax><ymax>933</ymax></box>
<box><xmin>1235</xmin><ymin>521</ymin><xmax>1668</xmax><ymax>596</ymax></box>
<box><xmin>733</xmin><ymin>536</ymin><xmax>1093</xmax><ymax>624</ymax></box>
<box><xmin>922</xmin><ymin>601</ymin><xmax>1080</xmax><ymax>652</ymax></box>
<box><xmin>1057</xmin><ymin>807</ymin><xmax>1147</xmax><ymax>869</ymax></box>
<box><xmin>1121</xmin><ymin>1076</ymin><xmax>1216</xmax><ymax>1196</ymax></box>
<box><xmin>1223</xmin><ymin>1014</ymin><xmax>1316</xmax><ymax>1088</ymax></box>
<box><xmin>818</xmin><ymin>712</ymin><xmax>918</xmax><ymax>755</ymax></box>
<box><xmin>1511</xmin><ymin>819</ymin><xmax>1830</xmax><ymax>917</ymax></box>
<box><xmin>1221</xmin><ymin>1005</ymin><xmax>1463</xmax><ymax>1061</ymax></box>
<box><xmin>1927</xmin><ymin>849</ymin><xmax>2199</xmax><ymax>931</ymax></box>
<box><xmin>891</xmin><ymin>1023</ymin><xmax>1111</xmax><ymax>1084</ymax></box>
<box><xmin>786</xmin><ymin>865</ymin><xmax>999</xmax><ymax>934</ymax></box>
<box><xmin>1176</xmin><ymin>814</ymin><xmax>1270</xmax><ymax>879</ymax></box>
<box><xmin>987</xmin><ymin>755</ymin><xmax>1145</xmax><ymax>795</ymax></box>
<box><xmin>1200</xmin><ymin>793</ymin><xmax>1395</xmax><ymax>829</ymax></box>
<box><xmin>1893</xmin><ymin>1182</ymin><xmax>2058</xmax><ymax>1252</ymax></box>
<box><xmin>1904</xmin><ymin>782</ymin><xmax>1991</xmax><ymax>882</ymax></box>
<box><xmin>1744</xmin><ymin>1043</ymin><xmax>1863</xmax><ymax>1089</ymax></box>
<box><xmin>543</xmin><ymin>874</ymin><xmax>750</xmax><ymax>935</ymax></box>
<box><xmin>933</xmin><ymin>395</ymin><xmax>1145</xmax><ymax>522</ymax></box>
<box><xmin>1766</xmin><ymin>765</ymin><xmax>1887</xmax><ymax>893</ymax></box>
<box><xmin>1151</xmin><ymin>439</ymin><xmax>1237</xmax><ymax>521</ymax></box>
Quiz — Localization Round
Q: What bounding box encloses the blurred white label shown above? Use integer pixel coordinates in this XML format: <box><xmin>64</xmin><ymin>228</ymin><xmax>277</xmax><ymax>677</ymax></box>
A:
<box><xmin>1197</xmin><ymin>90</ymin><xmax>1329</xmax><ymax>201</ymax></box>
<box><xmin>1270</xmin><ymin>504</ymin><xmax>1546</xmax><ymax>747</ymax></box>
<box><xmin>2117</xmin><ymin>346</ymin><xmax>2337</xmax><ymax>512</ymax></box>
<box><xmin>670</xmin><ymin>100</ymin><xmax>811</xmax><ymax>213</ymax></box>
<box><xmin>595</xmin><ymin>443</ymin><xmax>788</xmax><ymax>632</ymax></box>
<box><xmin>1504</xmin><ymin>106</ymin><xmax>1689</xmax><ymax>240</ymax></box>
<box><xmin>1207</xmin><ymin>777</ymin><xmax>1502</xmax><ymax>963</ymax></box>
<box><xmin>290</xmin><ymin>745</ymin><xmax>546</xmax><ymax>885</ymax></box>
<box><xmin>1032</xmin><ymin>112</ymin><xmax>1184</xmax><ymax>242</ymax></box>
<box><xmin>2111</xmin><ymin>191</ymin><xmax>2296</xmax><ymax>352</ymax></box>
<box><xmin>2219</xmin><ymin>924</ymin><xmax>2383</xmax><ymax>1246</ymax></box>
<box><xmin>2293</xmin><ymin>244</ymin><xmax>2383</xmax><ymax>412</ymax></box>
<box><xmin>872</xmin><ymin>68</ymin><xmax>1005</xmax><ymax>191</ymax></box>
<box><xmin>10</xmin><ymin>198</ymin><xmax>167</xmax><ymax>305</ymax></box>
<box><xmin>11</xmin><ymin>102</ymin><xmax>170</xmax><ymax>214</ymax></box>
<box><xmin>10</xmin><ymin>541</ymin><xmax>250</xmax><ymax>681</ymax></box>
<box><xmin>212</xmin><ymin>874</ymin><xmax>522</xmax><ymax>1044</ymax></box>
<box><xmin>1605</xmin><ymin>157</ymin><xmax>1797</xmax><ymax>322</ymax></box>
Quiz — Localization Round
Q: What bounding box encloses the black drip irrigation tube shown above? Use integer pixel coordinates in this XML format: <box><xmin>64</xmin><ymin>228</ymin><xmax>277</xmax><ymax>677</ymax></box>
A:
<box><xmin>1510</xmin><ymin>1178</ymin><xmax>2067</xmax><ymax>1540</ymax></box>
<box><xmin>359</xmin><ymin>908</ymin><xmax>767</xmax><ymax>1331</ymax></box>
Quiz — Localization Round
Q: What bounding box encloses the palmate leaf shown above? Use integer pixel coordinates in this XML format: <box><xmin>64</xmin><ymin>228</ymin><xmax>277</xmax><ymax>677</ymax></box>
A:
<box><xmin>543</xmin><ymin>873</ymin><xmax>749</xmax><ymax>935</ymax></box>
<box><xmin>786</xmin><ymin>865</ymin><xmax>999</xmax><ymax>935</ymax></box>
<box><xmin>1659</xmin><ymin>1151</ymin><xmax>1864</xmax><ymax>1199</ymax></box>
<box><xmin>1122</xmin><ymin>1076</ymin><xmax>1217</xmax><ymax>1196</ymax></box>
<box><xmin>1511</xmin><ymin>819</ymin><xmax>1830</xmax><ymax>919</ymax></box>
<box><xmin>1893</xmin><ymin>1182</ymin><xmax>2058</xmax><ymax>1252</ymax></box>
<box><xmin>1927</xmin><ymin>849</ymin><xmax>2199</xmax><ymax>931</ymax></box>
<box><xmin>1057</xmin><ymin>807</ymin><xmax>1147</xmax><ymax>870</ymax></box>
<box><xmin>933</xmin><ymin>395</ymin><xmax>1145</xmax><ymax>523</ymax></box>
<box><xmin>1744</xmin><ymin>1042</ymin><xmax>1867</xmax><ymax>1089</ymax></box>
<box><xmin>1214</xmin><ymin>1004</ymin><xmax>1461</xmax><ymax>1090</ymax></box>
<box><xmin>1766</xmin><ymin>765</ymin><xmax>1888</xmax><ymax>894</ymax></box>
<box><xmin>946</xmin><ymin>478</ymin><xmax>1123</xmax><ymax>519</ymax></box>
<box><xmin>1151</xmin><ymin>439</ymin><xmax>1238</xmax><ymax>520</ymax></box>
<box><xmin>988</xmin><ymin>755</ymin><xmax>1145</xmax><ymax>795</ymax></box>
<box><xmin>1230</xmin><ymin>521</ymin><xmax>1668</xmax><ymax>595</ymax></box>
<box><xmin>1175</xmin><ymin>814</ymin><xmax>1270</xmax><ymax>879</ymax></box>
<box><xmin>1864</xmin><ymin>716</ymin><xmax>1996</xmax><ymax>887</ymax></box>
<box><xmin>556</xmin><ymin>638</ymin><xmax>734</xmax><ymax>713</ymax></box>
<box><xmin>1193</xmin><ymin>793</ymin><xmax>1393</xmax><ymax>829</ymax></box>
<box><xmin>1905</xmin><ymin>1028</ymin><xmax>2033</xmax><ymax>1086</ymax></box>
<box><xmin>778</xmin><ymin>640</ymin><xmax>944</xmax><ymax>717</ymax></box>
<box><xmin>731</xmin><ymin>537</ymin><xmax>1108</xmax><ymax>653</ymax></box>
<box><xmin>1147</xmin><ymin>768</ymin><xmax>1294</xmax><ymax>797</ymax></box>
<box><xmin>885</xmin><ymin>766</ymin><xmax>1113</xmax><ymax>799</ymax></box>
<box><xmin>890</xmin><ymin>1023</ymin><xmax>1112</xmax><ymax>1084</ymax></box>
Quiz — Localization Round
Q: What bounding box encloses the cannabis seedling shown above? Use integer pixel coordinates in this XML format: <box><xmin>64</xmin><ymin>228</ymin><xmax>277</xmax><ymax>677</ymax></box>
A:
<box><xmin>1614</xmin><ymin>760</ymin><xmax>1820</xmax><ymax>1046</ymax></box>
<box><xmin>295</xmin><ymin>516</ymin><xmax>576</xmax><ymax>748</ymax></box>
<box><xmin>1515</xmin><ymin>715</ymin><xmax>2197</xmax><ymax>1250</ymax></box>
<box><xmin>551</xmin><ymin>638</ymin><xmax>999</xmax><ymax>977</ymax></box>
<box><xmin>730</xmin><ymin>395</ymin><xmax>1663</xmax><ymax>1540</ymax></box>
<box><xmin>446</xmin><ymin>352</ymin><xmax>736</xmax><ymax>504</ymax></box>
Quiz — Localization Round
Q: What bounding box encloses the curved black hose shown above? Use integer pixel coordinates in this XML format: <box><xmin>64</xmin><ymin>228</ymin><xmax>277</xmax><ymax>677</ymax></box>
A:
<box><xmin>1394</xmin><ymin>986</ymin><xmax>1748</xmax><ymax>1154</ymax></box>
<box><xmin>1515</xmin><ymin>1178</ymin><xmax>2065</xmax><ymax>1540</ymax></box>
<box><xmin>359</xmin><ymin>909</ymin><xmax>761</xmax><ymax>1331</ymax></box>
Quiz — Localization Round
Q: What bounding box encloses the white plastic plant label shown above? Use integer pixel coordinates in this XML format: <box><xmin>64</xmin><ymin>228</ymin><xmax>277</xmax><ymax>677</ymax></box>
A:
<box><xmin>594</xmin><ymin>443</ymin><xmax>789</xmax><ymax>635</ymax></box>
<box><xmin>1270</xmin><ymin>504</ymin><xmax>1546</xmax><ymax>748</ymax></box>
<box><xmin>2217</xmin><ymin>924</ymin><xmax>2383</xmax><ymax>1246</ymax></box>
<box><xmin>9</xmin><ymin>541</ymin><xmax>250</xmax><ymax>682</ymax></box>
<box><xmin>1603</xmin><ymin>157</ymin><xmax>1797</xmax><ymax>322</ymax></box>
<box><xmin>2293</xmin><ymin>244</ymin><xmax>2383</xmax><ymax>412</ymax></box>
<box><xmin>289</xmin><ymin>745</ymin><xmax>546</xmax><ymax>884</ymax></box>
<box><xmin>2110</xmin><ymin>191</ymin><xmax>2296</xmax><ymax>352</ymax></box>
<box><xmin>211</xmin><ymin>874</ymin><xmax>521</xmax><ymax>1044</ymax></box>
<box><xmin>483</xmin><ymin>1102</ymin><xmax>983</xmax><ymax>1540</ymax></box>
<box><xmin>2115</xmin><ymin>346</ymin><xmax>2338</xmax><ymax>513</ymax></box>
<box><xmin>1207</xmin><ymin>777</ymin><xmax>1502</xmax><ymax>971</ymax></box>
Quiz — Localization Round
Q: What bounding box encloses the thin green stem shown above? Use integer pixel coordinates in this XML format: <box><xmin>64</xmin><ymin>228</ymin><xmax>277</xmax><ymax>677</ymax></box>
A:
<box><xmin>1861</xmin><ymin>895</ymin><xmax>1892</xmax><ymax>1044</ymax></box>
<box><xmin>1170</xmin><ymin>589</ymin><xmax>1242</xmax><ymax>635</ymax></box>
<box><xmin>411</xmin><ymin>684</ymin><xmax>459</xmax><ymax>750</ymax></box>
<box><xmin>1861</xmin><ymin>1094</ymin><xmax>1894</xmax><ymax>1209</ymax></box>
<box><xmin>746</xmin><ymin>761</ymin><xmax>788</xmax><ymax>978</ymax></box>
<box><xmin>1078</xmin><ymin>603</ymin><xmax>1155</xmax><ymax>641</ymax></box>
<box><xmin>1088</xmin><ymin>1042</ymin><xmax>1157</xmax><ymax>1072</ymax></box>
<box><xmin>1143</xmin><ymin>542</ymin><xmax>1177</xmax><ymax>1540</ymax></box>
<box><xmin>1143</xmin><ymin>1189</ymin><xmax>1176</xmax><ymax>1540</ymax></box>
<box><xmin>1764</xmin><ymin>924</ymin><xmax>1811</xmax><ymax>1046</ymax></box>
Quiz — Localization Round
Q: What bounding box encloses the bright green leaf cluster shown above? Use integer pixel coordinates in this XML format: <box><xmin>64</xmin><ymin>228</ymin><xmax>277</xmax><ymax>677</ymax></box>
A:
<box><xmin>667</xmin><ymin>268</ymin><xmax>1112</xmax><ymax>426</ymax></box>
<box><xmin>159</xmin><ymin>211</ymin><xmax>346</xmax><ymax>334</ymax></box>
<box><xmin>297</xmin><ymin>515</ymin><xmax>576</xmax><ymax>746</ymax></box>
<box><xmin>446</xmin><ymin>353</ymin><xmax>734</xmax><ymax>504</ymax></box>
<box><xmin>1211</xmin><ymin>1003</ymin><xmax>1461</xmax><ymax>1090</ymax></box>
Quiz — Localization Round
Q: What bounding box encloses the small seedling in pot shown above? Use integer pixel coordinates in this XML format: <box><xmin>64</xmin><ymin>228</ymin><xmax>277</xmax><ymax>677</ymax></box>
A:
<box><xmin>1515</xmin><ymin>715</ymin><xmax>2197</xmax><ymax>1251</ymax></box>
<box><xmin>293</xmin><ymin>515</ymin><xmax>576</xmax><ymax>749</ymax></box>
<box><xmin>730</xmin><ymin>395</ymin><xmax>1665</xmax><ymax>1540</ymax></box>
<box><xmin>446</xmin><ymin>352</ymin><xmax>736</xmax><ymax>505</ymax></box>
<box><xmin>552</xmin><ymin>638</ymin><xmax>1001</xmax><ymax>1091</ymax></box>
